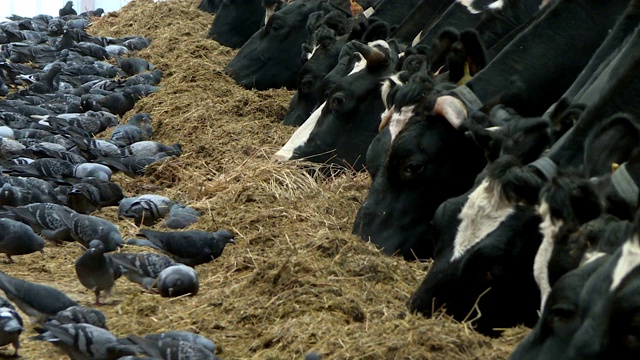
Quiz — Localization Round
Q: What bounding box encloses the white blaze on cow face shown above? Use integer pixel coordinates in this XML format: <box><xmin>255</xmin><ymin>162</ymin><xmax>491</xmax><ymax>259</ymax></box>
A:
<box><xmin>533</xmin><ymin>200</ymin><xmax>563</xmax><ymax>312</ymax></box>
<box><xmin>273</xmin><ymin>102</ymin><xmax>326</xmax><ymax>161</ymax></box>
<box><xmin>389</xmin><ymin>105</ymin><xmax>416</xmax><ymax>143</ymax></box>
<box><xmin>380</xmin><ymin>73</ymin><xmax>404</xmax><ymax>110</ymax></box>
<box><xmin>348</xmin><ymin>52</ymin><xmax>367</xmax><ymax>76</ymax></box>
<box><xmin>487</xmin><ymin>0</ymin><xmax>505</xmax><ymax>10</ymax></box>
<box><xmin>457</xmin><ymin>0</ymin><xmax>482</xmax><ymax>14</ymax></box>
<box><xmin>610</xmin><ymin>235</ymin><xmax>640</xmax><ymax>291</ymax></box>
<box><xmin>306</xmin><ymin>44</ymin><xmax>320</xmax><ymax>61</ymax></box>
<box><xmin>264</xmin><ymin>4</ymin><xmax>278</xmax><ymax>26</ymax></box>
<box><xmin>582</xmin><ymin>250</ymin><xmax>607</xmax><ymax>265</ymax></box>
<box><xmin>452</xmin><ymin>178</ymin><xmax>516</xmax><ymax>261</ymax></box>
<box><xmin>411</xmin><ymin>30</ymin><xmax>424</xmax><ymax>47</ymax></box>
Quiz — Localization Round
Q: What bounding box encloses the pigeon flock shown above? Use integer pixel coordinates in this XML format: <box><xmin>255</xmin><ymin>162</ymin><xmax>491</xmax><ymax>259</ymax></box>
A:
<box><xmin>0</xmin><ymin>2</ymin><xmax>234</xmax><ymax>359</ymax></box>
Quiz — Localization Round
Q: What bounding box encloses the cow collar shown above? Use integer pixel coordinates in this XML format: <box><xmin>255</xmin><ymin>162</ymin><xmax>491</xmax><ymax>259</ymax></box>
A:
<box><xmin>611</xmin><ymin>162</ymin><xmax>639</xmax><ymax>209</ymax></box>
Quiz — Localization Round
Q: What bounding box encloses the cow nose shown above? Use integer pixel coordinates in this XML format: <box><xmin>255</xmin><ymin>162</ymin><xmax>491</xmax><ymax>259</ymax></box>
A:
<box><xmin>271</xmin><ymin>151</ymin><xmax>289</xmax><ymax>163</ymax></box>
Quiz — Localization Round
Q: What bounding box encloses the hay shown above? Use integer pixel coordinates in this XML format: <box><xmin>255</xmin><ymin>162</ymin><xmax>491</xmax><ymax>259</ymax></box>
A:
<box><xmin>4</xmin><ymin>0</ymin><xmax>531</xmax><ymax>358</ymax></box>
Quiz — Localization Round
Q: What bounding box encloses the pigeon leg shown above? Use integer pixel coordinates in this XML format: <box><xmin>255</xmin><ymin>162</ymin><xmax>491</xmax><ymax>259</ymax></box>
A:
<box><xmin>94</xmin><ymin>290</ymin><xmax>101</xmax><ymax>306</ymax></box>
<box><xmin>11</xmin><ymin>341</ymin><xmax>19</xmax><ymax>357</ymax></box>
<box><xmin>5</xmin><ymin>255</ymin><xmax>13</xmax><ymax>264</ymax></box>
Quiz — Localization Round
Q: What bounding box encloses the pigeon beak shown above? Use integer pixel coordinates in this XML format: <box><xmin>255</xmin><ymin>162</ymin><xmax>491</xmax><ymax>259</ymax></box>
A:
<box><xmin>229</xmin><ymin>238</ymin><xmax>236</xmax><ymax>244</ymax></box>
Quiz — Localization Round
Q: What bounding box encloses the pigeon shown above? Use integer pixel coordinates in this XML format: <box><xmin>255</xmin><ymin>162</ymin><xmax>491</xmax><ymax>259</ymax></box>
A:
<box><xmin>30</xmin><ymin>321</ymin><xmax>136</xmax><ymax>360</ymax></box>
<box><xmin>165</xmin><ymin>204</ymin><xmax>201</xmax><ymax>229</ymax></box>
<box><xmin>109</xmin><ymin>252</ymin><xmax>176</xmax><ymax>290</ymax></box>
<box><xmin>0</xmin><ymin>304</ymin><xmax>23</xmax><ymax>356</ymax></box>
<box><xmin>67</xmin><ymin>177</ymin><xmax>124</xmax><ymax>214</ymax></box>
<box><xmin>114</xmin><ymin>56</ymin><xmax>156</xmax><ymax>77</ymax></box>
<box><xmin>56</xmin><ymin>209</ymin><xmax>124</xmax><ymax>252</ymax></box>
<box><xmin>4</xmin><ymin>202</ymin><xmax>76</xmax><ymax>244</ymax></box>
<box><xmin>59</xmin><ymin>1</ymin><xmax>77</xmax><ymax>17</ymax></box>
<box><xmin>75</xmin><ymin>240</ymin><xmax>116</xmax><ymax>306</ymax></box>
<box><xmin>0</xmin><ymin>217</ymin><xmax>45</xmax><ymax>263</ymax></box>
<box><xmin>121</xmin><ymin>141</ymin><xmax>181</xmax><ymax>158</ymax></box>
<box><xmin>156</xmin><ymin>264</ymin><xmax>199</xmax><ymax>298</ymax></box>
<box><xmin>49</xmin><ymin>305</ymin><xmax>108</xmax><ymax>329</ymax></box>
<box><xmin>0</xmin><ymin>271</ymin><xmax>79</xmax><ymax>323</ymax></box>
<box><xmin>143</xmin><ymin>331</ymin><xmax>215</xmax><ymax>354</ymax></box>
<box><xmin>126</xmin><ymin>334</ymin><xmax>218</xmax><ymax>360</ymax></box>
<box><xmin>118</xmin><ymin>194</ymin><xmax>174</xmax><ymax>226</ymax></box>
<box><xmin>127</xmin><ymin>229</ymin><xmax>235</xmax><ymax>266</ymax></box>
<box><xmin>96</xmin><ymin>152</ymin><xmax>173</xmax><ymax>178</ymax></box>
<box><xmin>110</xmin><ymin>112</ymin><xmax>153</xmax><ymax>145</ymax></box>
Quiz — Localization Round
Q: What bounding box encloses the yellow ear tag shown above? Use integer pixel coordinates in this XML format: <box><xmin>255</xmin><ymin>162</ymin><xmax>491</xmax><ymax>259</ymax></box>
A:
<box><xmin>457</xmin><ymin>62</ymin><xmax>473</xmax><ymax>86</ymax></box>
<box><xmin>350</xmin><ymin>0</ymin><xmax>364</xmax><ymax>17</ymax></box>
<box><xmin>611</xmin><ymin>162</ymin><xmax>620</xmax><ymax>172</ymax></box>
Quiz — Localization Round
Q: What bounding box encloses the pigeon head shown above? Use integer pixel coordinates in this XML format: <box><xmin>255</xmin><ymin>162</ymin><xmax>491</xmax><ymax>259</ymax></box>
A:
<box><xmin>216</xmin><ymin>229</ymin><xmax>236</xmax><ymax>245</ymax></box>
<box><xmin>88</xmin><ymin>240</ymin><xmax>104</xmax><ymax>254</ymax></box>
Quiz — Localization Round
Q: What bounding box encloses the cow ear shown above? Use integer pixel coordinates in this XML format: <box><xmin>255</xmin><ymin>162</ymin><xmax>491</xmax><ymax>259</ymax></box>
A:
<box><xmin>433</xmin><ymin>95</ymin><xmax>467</xmax><ymax>130</ymax></box>
<box><xmin>459</xmin><ymin>28</ymin><xmax>487</xmax><ymax>76</ymax></box>
<box><xmin>306</xmin><ymin>11</ymin><xmax>325</xmax><ymax>33</ymax></box>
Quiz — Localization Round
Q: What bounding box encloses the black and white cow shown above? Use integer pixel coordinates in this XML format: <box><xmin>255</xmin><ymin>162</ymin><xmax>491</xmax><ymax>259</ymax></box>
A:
<box><xmin>510</xmin><ymin>216</ymin><xmax>640</xmax><ymax>359</ymax></box>
<box><xmin>225</xmin><ymin>0</ymin><xmax>345</xmax><ymax>90</ymax></box>
<box><xmin>388</xmin><ymin>0</ymin><xmax>455</xmax><ymax>45</ymax></box>
<box><xmin>273</xmin><ymin>39</ymin><xmax>399</xmax><ymax>174</ymax></box>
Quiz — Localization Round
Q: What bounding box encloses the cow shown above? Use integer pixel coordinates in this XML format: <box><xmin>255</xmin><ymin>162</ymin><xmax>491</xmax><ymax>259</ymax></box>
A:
<box><xmin>509</xmin><ymin>218</ymin><xmax>640</xmax><ymax>359</ymax></box>
<box><xmin>282</xmin><ymin>16</ymin><xmax>351</xmax><ymax>126</ymax></box>
<box><xmin>273</xmin><ymin>39</ymin><xmax>399</xmax><ymax>174</ymax></box>
<box><xmin>198</xmin><ymin>0</ymin><xmax>223</xmax><ymax>14</ymax></box>
<box><xmin>388</xmin><ymin>0</ymin><xmax>455</xmax><ymax>45</ymax></box>
<box><xmin>224</xmin><ymin>0</ymin><xmax>346</xmax><ymax>90</ymax></box>
<box><xmin>206</xmin><ymin>0</ymin><xmax>267</xmax><ymax>49</ymax></box>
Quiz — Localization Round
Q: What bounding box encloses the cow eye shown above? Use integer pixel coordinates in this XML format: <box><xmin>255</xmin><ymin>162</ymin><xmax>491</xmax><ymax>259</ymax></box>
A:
<box><xmin>546</xmin><ymin>303</ymin><xmax>576</xmax><ymax>328</ymax></box>
<box><xmin>330</xmin><ymin>93</ymin><xmax>346</xmax><ymax>111</ymax></box>
<box><xmin>300</xmin><ymin>78</ymin><xmax>314</xmax><ymax>93</ymax></box>
<box><xmin>401</xmin><ymin>162</ymin><xmax>424</xmax><ymax>180</ymax></box>
<box><xmin>270</xmin><ymin>21</ymin><xmax>284</xmax><ymax>32</ymax></box>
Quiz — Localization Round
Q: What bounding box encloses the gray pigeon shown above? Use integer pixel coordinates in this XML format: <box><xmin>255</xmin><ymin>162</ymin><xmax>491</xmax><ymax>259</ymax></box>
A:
<box><xmin>75</xmin><ymin>240</ymin><xmax>116</xmax><ymax>306</ymax></box>
<box><xmin>118</xmin><ymin>194</ymin><xmax>174</xmax><ymax>226</ymax></box>
<box><xmin>56</xmin><ymin>209</ymin><xmax>124</xmax><ymax>252</ymax></box>
<box><xmin>114</xmin><ymin>56</ymin><xmax>156</xmax><ymax>76</ymax></box>
<box><xmin>156</xmin><ymin>264</ymin><xmax>199</xmax><ymax>298</ymax></box>
<box><xmin>0</xmin><ymin>218</ymin><xmax>45</xmax><ymax>262</ymax></box>
<box><xmin>109</xmin><ymin>252</ymin><xmax>176</xmax><ymax>290</ymax></box>
<box><xmin>126</xmin><ymin>334</ymin><xmax>218</xmax><ymax>360</ymax></box>
<box><xmin>143</xmin><ymin>331</ymin><xmax>215</xmax><ymax>353</ymax></box>
<box><xmin>49</xmin><ymin>305</ymin><xmax>108</xmax><ymax>330</ymax></box>
<box><xmin>4</xmin><ymin>202</ymin><xmax>76</xmax><ymax>244</ymax></box>
<box><xmin>165</xmin><ymin>204</ymin><xmax>201</xmax><ymax>229</ymax></box>
<box><xmin>30</xmin><ymin>321</ymin><xmax>136</xmax><ymax>360</ymax></box>
<box><xmin>127</xmin><ymin>229</ymin><xmax>235</xmax><ymax>266</ymax></box>
<box><xmin>121</xmin><ymin>141</ymin><xmax>181</xmax><ymax>157</ymax></box>
<box><xmin>0</xmin><ymin>271</ymin><xmax>79</xmax><ymax>323</ymax></box>
<box><xmin>110</xmin><ymin>113</ymin><xmax>153</xmax><ymax>145</ymax></box>
<box><xmin>0</xmin><ymin>305</ymin><xmax>23</xmax><ymax>357</ymax></box>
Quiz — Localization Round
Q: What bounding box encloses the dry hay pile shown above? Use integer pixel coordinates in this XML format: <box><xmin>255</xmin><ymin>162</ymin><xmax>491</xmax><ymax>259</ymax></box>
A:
<box><xmin>5</xmin><ymin>0</ymin><xmax>532</xmax><ymax>358</ymax></box>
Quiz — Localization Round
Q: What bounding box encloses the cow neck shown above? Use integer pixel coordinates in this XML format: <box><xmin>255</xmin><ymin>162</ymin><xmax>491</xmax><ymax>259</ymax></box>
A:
<box><xmin>611</xmin><ymin>162</ymin><xmax>640</xmax><ymax>209</ymax></box>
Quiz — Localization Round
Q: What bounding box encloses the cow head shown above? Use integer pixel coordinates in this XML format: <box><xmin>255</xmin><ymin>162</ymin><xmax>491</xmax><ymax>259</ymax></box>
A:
<box><xmin>207</xmin><ymin>0</ymin><xmax>267</xmax><ymax>49</ymax></box>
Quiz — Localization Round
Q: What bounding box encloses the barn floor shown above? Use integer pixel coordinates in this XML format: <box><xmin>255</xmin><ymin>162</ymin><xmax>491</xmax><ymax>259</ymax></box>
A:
<box><xmin>3</xmin><ymin>0</ymin><xmax>533</xmax><ymax>358</ymax></box>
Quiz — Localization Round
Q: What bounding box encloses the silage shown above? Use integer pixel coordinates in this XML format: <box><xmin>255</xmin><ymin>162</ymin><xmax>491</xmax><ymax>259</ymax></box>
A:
<box><xmin>3</xmin><ymin>0</ymin><xmax>531</xmax><ymax>358</ymax></box>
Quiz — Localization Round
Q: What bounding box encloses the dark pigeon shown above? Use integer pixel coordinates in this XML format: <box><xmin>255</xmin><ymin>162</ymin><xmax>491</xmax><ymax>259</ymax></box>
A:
<box><xmin>96</xmin><ymin>152</ymin><xmax>173</xmax><ymax>178</ymax></box>
<box><xmin>30</xmin><ymin>321</ymin><xmax>136</xmax><ymax>360</ymax></box>
<box><xmin>0</xmin><ymin>271</ymin><xmax>79</xmax><ymax>323</ymax></box>
<box><xmin>156</xmin><ymin>264</ymin><xmax>199</xmax><ymax>298</ymax></box>
<box><xmin>126</xmin><ymin>334</ymin><xmax>218</xmax><ymax>360</ymax></box>
<box><xmin>0</xmin><ymin>218</ymin><xmax>45</xmax><ymax>263</ymax></box>
<box><xmin>59</xmin><ymin>1</ymin><xmax>77</xmax><ymax>17</ymax></box>
<box><xmin>49</xmin><ymin>305</ymin><xmax>108</xmax><ymax>330</ymax></box>
<box><xmin>56</xmin><ymin>209</ymin><xmax>124</xmax><ymax>252</ymax></box>
<box><xmin>75</xmin><ymin>240</ymin><xmax>116</xmax><ymax>306</ymax></box>
<box><xmin>114</xmin><ymin>56</ymin><xmax>156</xmax><ymax>77</ymax></box>
<box><xmin>165</xmin><ymin>204</ymin><xmax>201</xmax><ymax>229</ymax></box>
<box><xmin>110</xmin><ymin>112</ymin><xmax>154</xmax><ymax>145</ymax></box>
<box><xmin>118</xmin><ymin>194</ymin><xmax>174</xmax><ymax>226</ymax></box>
<box><xmin>127</xmin><ymin>229</ymin><xmax>235</xmax><ymax>266</ymax></box>
<box><xmin>0</xmin><ymin>304</ymin><xmax>23</xmax><ymax>357</ymax></box>
<box><xmin>109</xmin><ymin>252</ymin><xmax>176</xmax><ymax>291</ymax></box>
<box><xmin>4</xmin><ymin>202</ymin><xmax>76</xmax><ymax>244</ymax></box>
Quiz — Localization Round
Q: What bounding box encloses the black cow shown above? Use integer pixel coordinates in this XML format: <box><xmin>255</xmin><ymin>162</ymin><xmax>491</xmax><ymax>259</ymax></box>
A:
<box><xmin>198</xmin><ymin>0</ymin><xmax>223</xmax><ymax>14</ymax></box>
<box><xmin>225</xmin><ymin>0</ymin><xmax>343</xmax><ymax>90</ymax></box>
<box><xmin>388</xmin><ymin>0</ymin><xmax>455</xmax><ymax>45</ymax></box>
<box><xmin>274</xmin><ymin>39</ymin><xmax>398</xmax><ymax>173</ymax></box>
<box><xmin>206</xmin><ymin>0</ymin><xmax>267</xmax><ymax>49</ymax></box>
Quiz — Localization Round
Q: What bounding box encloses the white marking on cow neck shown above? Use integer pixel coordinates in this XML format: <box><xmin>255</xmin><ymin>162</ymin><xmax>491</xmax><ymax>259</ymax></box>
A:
<box><xmin>610</xmin><ymin>235</ymin><xmax>640</xmax><ymax>291</ymax></box>
<box><xmin>273</xmin><ymin>102</ymin><xmax>326</xmax><ymax>161</ymax></box>
<box><xmin>380</xmin><ymin>73</ymin><xmax>403</xmax><ymax>110</ymax></box>
<box><xmin>363</xmin><ymin>7</ymin><xmax>375</xmax><ymax>18</ymax></box>
<box><xmin>411</xmin><ymin>30</ymin><xmax>424</xmax><ymax>47</ymax></box>
<box><xmin>487</xmin><ymin>0</ymin><xmax>504</xmax><ymax>10</ymax></box>
<box><xmin>306</xmin><ymin>44</ymin><xmax>320</xmax><ymax>61</ymax></box>
<box><xmin>389</xmin><ymin>105</ymin><xmax>416</xmax><ymax>143</ymax></box>
<box><xmin>348</xmin><ymin>53</ymin><xmax>367</xmax><ymax>76</ymax></box>
<box><xmin>457</xmin><ymin>0</ymin><xmax>482</xmax><ymax>14</ymax></box>
<box><xmin>581</xmin><ymin>250</ymin><xmax>607</xmax><ymax>265</ymax></box>
<box><xmin>452</xmin><ymin>178</ymin><xmax>516</xmax><ymax>261</ymax></box>
<box><xmin>264</xmin><ymin>4</ymin><xmax>277</xmax><ymax>26</ymax></box>
<box><xmin>533</xmin><ymin>200</ymin><xmax>563</xmax><ymax>312</ymax></box>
